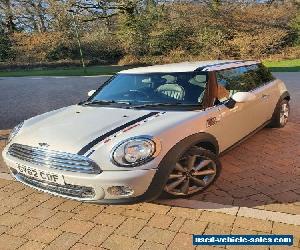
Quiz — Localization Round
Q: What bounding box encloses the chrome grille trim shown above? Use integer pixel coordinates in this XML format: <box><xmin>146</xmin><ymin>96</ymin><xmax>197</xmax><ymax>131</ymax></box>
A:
<box><xmin>8</xmin><ymin>143</ymin><xmax>101</xmax><ymax>174</ymax></box>
<box><xmin>15</xmin><ymin>172</ymin><xmax>95</xmax><ymax>199</ymax></box>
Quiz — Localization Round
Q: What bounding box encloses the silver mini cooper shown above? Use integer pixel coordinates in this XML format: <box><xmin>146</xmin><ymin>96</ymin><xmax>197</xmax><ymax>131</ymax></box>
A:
<box><xmin>2</xmin><ymin>60</ymin><xmax>290</xmax><ymax>204</ymax></box>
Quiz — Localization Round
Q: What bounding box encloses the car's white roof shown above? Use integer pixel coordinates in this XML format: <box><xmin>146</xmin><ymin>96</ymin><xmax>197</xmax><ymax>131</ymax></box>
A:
<box><xmin>119</xmin><ymin>60</ymin><xmax>260</xmax><ymax>74</ymax></box>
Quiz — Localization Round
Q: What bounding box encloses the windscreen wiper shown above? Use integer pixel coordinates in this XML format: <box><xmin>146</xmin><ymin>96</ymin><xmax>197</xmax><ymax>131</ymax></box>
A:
<box><xmin>131</xmin><ymin>102</ymin><xmax>202</xmax><ymax>109</ymax></box>
<box><xmin>81</xmin><ymin>100</ymin><xmax>131</xmax><ymax>106</ymax></box>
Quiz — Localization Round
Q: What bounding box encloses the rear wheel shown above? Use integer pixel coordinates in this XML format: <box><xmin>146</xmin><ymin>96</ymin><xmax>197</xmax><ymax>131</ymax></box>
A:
<box><xmin>162</xmin><ymin>147</ymin><xmax>221</xmax><ymax>198</ymax></box>
<box><xmin>269</xmin><ymin>99</ymin><xmax>290</xmax><ymax>128</ymax></box>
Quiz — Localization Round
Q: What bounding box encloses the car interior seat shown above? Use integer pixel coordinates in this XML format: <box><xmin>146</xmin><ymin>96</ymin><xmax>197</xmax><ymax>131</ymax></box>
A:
<box><xmin>189</xmin><ymin>75</ymin><xmax>207</xmax><ymax>103</ymax></box>
<box><xmin>156</xmin><ymin>75</ymin><xmax>185</xmax><ymax>100</ymax></box>
<box><xmin>156</xmin><ymin>84</ymin><xmax>185</xmax><ymax>100</ymax></box>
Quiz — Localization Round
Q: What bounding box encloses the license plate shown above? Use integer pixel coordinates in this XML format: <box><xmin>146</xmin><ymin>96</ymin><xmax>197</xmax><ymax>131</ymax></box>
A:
<box><xmin>17</xmin><ymin>164</ymin><xmax>65</xmax><ymax>185</ymax></box>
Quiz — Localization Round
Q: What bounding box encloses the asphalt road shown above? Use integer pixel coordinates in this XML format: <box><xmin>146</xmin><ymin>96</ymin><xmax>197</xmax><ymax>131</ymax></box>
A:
<box><xmin>0</xmin><ymin>73</ymin><xmax>298</xmax><ymax>130</ymax></box>
<box><xmin>0</xmin><ymin>76</ymin><xmax>110</xmax><ymax>130</ymax></box>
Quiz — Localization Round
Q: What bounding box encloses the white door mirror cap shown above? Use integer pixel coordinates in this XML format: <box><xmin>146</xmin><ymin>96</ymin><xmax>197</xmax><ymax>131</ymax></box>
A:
<box><xmin>88</xmin><ymin>90</ymin><xmax>96</xmax><ymax>97</ymax></box>
<box><xmin>231</xmin><ymin>92</ymin><xmax>256</xmax><ymax>103</ymax></box>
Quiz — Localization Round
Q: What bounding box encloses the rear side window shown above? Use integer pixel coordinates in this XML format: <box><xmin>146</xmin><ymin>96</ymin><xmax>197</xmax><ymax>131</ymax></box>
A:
<box><xmin>216</xmin><ymin>66</ymin><xmax>254</xmax><ymax>102</ymax></box>
<box><xmin>215</xmin><ymin>64</ymin><xmax>275</xmax><ymax>102</ymax></box>
<box><xmin>255</xmin><ymin>63</ymin><xmax>275</xmax><ymax>83</ymax></box>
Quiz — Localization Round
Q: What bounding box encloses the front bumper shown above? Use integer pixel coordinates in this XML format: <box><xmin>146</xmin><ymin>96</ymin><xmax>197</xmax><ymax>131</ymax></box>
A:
<box><xmin>3</xmin><ymin>151</ymin><xmax>157</xmax><ymax>204</ymax></box>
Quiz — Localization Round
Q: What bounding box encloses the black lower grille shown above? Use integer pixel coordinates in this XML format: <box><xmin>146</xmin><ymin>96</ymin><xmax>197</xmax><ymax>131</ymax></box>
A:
<box><xmin>15</xmin><ymin>173</ymin><xmax>95</xmax><ymax>199</ymax></box>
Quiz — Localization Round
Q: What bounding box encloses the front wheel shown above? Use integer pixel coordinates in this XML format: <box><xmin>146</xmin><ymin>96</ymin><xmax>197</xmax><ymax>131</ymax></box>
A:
<box><xmin>162</xmin><ymin>147</ymin><xmax>221</xmax><ymax>198</ymax></box>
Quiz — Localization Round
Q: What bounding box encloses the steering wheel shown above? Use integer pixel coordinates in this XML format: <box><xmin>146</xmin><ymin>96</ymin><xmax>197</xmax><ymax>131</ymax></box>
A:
<box><xmin>126</xmin><ymin>90</ymin><xmax>150</xmax><ymax>99</ymax></box>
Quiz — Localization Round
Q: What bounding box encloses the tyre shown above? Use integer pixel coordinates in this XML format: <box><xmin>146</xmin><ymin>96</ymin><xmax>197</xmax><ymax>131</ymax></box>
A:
<box><xmin>269</xmin><ymin>99</ymin><xmax>290</xmax><ymax>128</ymax></box>
<box><xmin>161</xmin><ymin>146</ymin><xmax>221</xmax><ymax>198</ymax></box>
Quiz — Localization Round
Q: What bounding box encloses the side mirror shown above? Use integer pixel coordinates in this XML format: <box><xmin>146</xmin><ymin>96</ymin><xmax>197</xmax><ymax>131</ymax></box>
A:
<box><xmin>231</xmin><ymin>92</ymin><xmax>256</xmax><ymax>103</ymax></box>
<box><xmin>88</xmin><ymin>90</ymin><xmax>96</xmax><ymax>97</ymax></box>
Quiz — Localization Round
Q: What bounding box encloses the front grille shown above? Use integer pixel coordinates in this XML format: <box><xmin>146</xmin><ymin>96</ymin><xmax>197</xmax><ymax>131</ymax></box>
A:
<box><xmin>8</xmin><ymin>143</ymin><xmax>101</xmax><ymax>174</ymax></box>
<box><xmin>15</xmin><ymin>172</ymin><xmax>95</xmax><ymax>199</ymax></box>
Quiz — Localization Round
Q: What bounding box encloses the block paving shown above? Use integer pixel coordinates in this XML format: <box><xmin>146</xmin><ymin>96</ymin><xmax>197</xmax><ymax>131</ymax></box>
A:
<box><xmin>0</xmin><ymin>179</ymin><xmax>299</xmax><ymax>250</ymax></box>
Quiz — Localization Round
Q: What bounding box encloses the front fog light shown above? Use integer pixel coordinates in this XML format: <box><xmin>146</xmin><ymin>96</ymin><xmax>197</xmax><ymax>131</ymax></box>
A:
<box><xmin>107</xmin><ymin>186</ymin><xmax>134</xmax><ymax>196</ymax></box>
<box><xmin>81</xmin><ymin>189</ymin><xmax>95</xmax><ymax>198</ymax></box>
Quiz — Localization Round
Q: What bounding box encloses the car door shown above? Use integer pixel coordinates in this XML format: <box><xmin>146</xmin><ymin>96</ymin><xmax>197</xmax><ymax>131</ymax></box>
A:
<box><xmin>204</xmin><ymin>66</ymin><xmax>267</xmax><ymax>152</ymax></box>
<box><xmin>247</xmin><ymin>64</ymin><xmax>278</xmax><ymax>123</ymax></box>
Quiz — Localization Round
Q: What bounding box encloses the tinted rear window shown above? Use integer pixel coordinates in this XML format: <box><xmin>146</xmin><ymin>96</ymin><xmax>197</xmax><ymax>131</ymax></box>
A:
<box><xmin>216</xmin><ymin>63</ymin><xmax>275</xmax><ymax>93</ymax></box>
<box><xmin>255</xmin><ymin>63</ymin><xmax>275</xmax><ymax>84</ymax></box>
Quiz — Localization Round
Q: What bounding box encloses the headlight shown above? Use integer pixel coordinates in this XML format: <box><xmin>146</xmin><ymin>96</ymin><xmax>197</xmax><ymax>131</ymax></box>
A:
<box><xmin>8</xmin><ymin>122</ymin><xmax>24</xmax><ymax>143</ymax></box>
<box><xmin>111</xmin><ymin>136</ymin><xmax>160</xmax><ymax>167</ymax></box>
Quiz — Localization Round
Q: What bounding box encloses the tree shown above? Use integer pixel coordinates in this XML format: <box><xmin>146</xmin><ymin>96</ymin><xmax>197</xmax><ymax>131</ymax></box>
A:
<box><xmin>12</xmin><ymin>0</ymin><xmax>49</xmax><ymax>32</ymax></box>
<box><xmin>0</xmin><ymin>0</ymin><xmax>16</xmax><ymax>32</ymax></box>
<box><xmin>46</xmin><ymin>0</ymin><xmax>73</xmax><ymax>32</ymax></box>
<box><xmin>0</xmin><ymin>24</ymin><xmax>14</xmax><ymax>61</ymax></box>
<box><xmin>71</xmin><ymin>0</ymin><xmax>141</xmax><ymax>22</ymax></box>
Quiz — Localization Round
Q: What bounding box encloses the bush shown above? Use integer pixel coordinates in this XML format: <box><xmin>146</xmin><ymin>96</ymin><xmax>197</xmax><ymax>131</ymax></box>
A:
<box><xmin>81</xmin><ymin>31</ymin><xmax>123</xmax><ymax>62</ymax></box>
<box><xmin>11</xmin><ymin>30</ymin><xmax>122</xmax><ymax>64</ymax></box>
<box><xmin>46</xmin><ymin>44</ymin><xmax>75</xmax><ymax>61</ymax></box>
<box><xmin>148</xmin><ymin>24</ymin><xmax>194</xmax><ymax>56</ymax></box>
<box><xmin>12</xmin><ymin>32</ymin><xmax>72</xmax><ymax>63</ymax></box>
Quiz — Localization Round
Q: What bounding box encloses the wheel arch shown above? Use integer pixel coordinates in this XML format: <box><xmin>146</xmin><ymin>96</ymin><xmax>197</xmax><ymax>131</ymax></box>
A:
<box><xmin>195</xmin><ymin>141</ymin><xmax>218</xmax><ymax>155</ymax></box>
<box><xmin>281</xmin><ymin>91</ymin><xmax>290</xmax><ymax>101</ymax></box>
<box><xmin>176</xmin><ymin>132</ymin><xmax>219</xmax><ymax>155</ymax></box>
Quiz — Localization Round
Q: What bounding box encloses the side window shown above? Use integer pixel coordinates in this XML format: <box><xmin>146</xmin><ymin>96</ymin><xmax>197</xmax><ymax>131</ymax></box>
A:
<box><xmin>256</xmin><ymin>64</ymin><xmax>275</xmax><ymax>83</ymax></box>
<box><xmin>216</xmin><ymin>64</ymin><xmax>273</xmax><ymax>103</ymax></box>
<box><xmin>216</xmin><ymin>68</ymin><xmax>245</xmax><ymax>102</ymax></box>
<box><xmin>242</xmin><ymin>64</ymin><xmax>263</xmax><ymax>89</ymax></box>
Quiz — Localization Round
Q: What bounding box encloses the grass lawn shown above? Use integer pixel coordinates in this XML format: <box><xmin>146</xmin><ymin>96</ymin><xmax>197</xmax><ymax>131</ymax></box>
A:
<box><xmin>0</xmin><ymin>59</ymin><xmax>299</xmax><ymax>77</ymax></box>
<box><xmin>263</xmin><ymin>59</ymin><xmax>300</xmax><ymax>72</ymax></box>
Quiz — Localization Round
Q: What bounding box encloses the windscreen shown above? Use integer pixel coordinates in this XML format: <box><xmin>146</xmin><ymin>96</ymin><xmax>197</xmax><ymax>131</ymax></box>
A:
<box><xmin>90</xmin><ymin>72</ymin><xmax>208</xmax><ymax>105</ymax></box>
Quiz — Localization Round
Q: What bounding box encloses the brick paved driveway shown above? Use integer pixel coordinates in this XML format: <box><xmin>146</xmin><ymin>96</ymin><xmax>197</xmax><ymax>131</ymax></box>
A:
<box><xmin>0</xmin><ymin>179</ymin><xmax>299</xmax><ymax>250</ymax></box>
